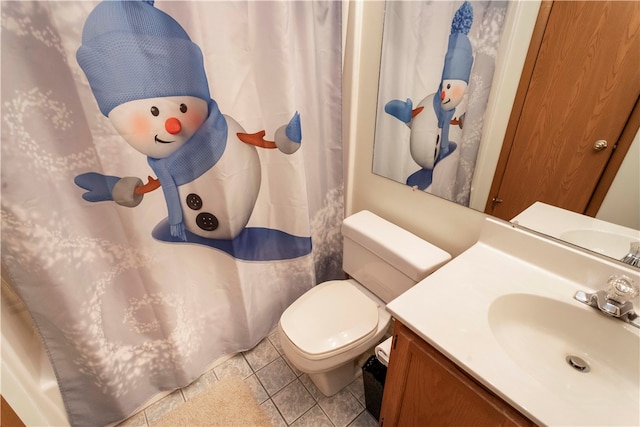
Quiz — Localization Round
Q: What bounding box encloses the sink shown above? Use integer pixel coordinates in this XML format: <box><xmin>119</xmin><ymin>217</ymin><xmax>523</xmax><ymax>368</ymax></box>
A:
<box><xmin>489</xmin><ymin>293</ymin><xmax>639</xmax><ymax>404</ymax></box>
<box><xmin>560</xmin><ymin>229</ymin><xmax>635</xmax><ymax>259</ymax></box>
<box><xmin>386</xmin><ymin>217</ymin><xmax>640</xmax><ymax>426</ymax></box>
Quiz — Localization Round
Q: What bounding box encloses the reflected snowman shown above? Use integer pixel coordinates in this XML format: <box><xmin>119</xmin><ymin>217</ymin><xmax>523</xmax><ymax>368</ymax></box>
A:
<box><xmin>385</xmin><ymin>1</ymin><xmax>474</xmax><ymax>190</ymax></box>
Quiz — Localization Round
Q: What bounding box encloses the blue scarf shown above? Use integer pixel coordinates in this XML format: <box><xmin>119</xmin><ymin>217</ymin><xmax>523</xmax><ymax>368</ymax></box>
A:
<box><xmin>147</xmin><ymin>99</ymin><xmax>228</xmax><ymax>240</ymax></box>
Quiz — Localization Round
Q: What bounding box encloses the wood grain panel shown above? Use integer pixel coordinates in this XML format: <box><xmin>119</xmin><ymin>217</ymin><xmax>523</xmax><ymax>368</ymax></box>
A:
<box><xmin>1</xmin><ymin>396</ymin><xmax>26</xmax><ymax>427</ymax></box>
<box><xmin>379</xmin><ymin>322</ymin><xmax>533</xmax><ymax>427</ymax></box>
<box><xmin>487</xmin><ymin>1</ymin><xmax>640</xmax><ymax>220</ymax></box>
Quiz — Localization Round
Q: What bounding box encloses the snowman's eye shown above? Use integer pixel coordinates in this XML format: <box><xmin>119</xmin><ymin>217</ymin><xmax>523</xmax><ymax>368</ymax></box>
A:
<box><xmin>179</xmin><ymin>104</ymin><xmax>188</xmax><ymax>114</ymax></box>
<box><xmin>446</xmin><ymin>83</ymin><xmax>451</xmax><ymax>89</ymax></box>
<box><xmin>150</xmin><ymin>106</ymin><xmax>159</xmax><ymax>116</ymax></box>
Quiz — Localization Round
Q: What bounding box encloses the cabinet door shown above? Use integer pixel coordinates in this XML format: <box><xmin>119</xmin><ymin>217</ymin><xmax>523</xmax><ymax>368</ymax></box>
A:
<box><xmin>379</xmin><ymin>322</ymin><xmax>533</xmax><ymax>427</ymax></box>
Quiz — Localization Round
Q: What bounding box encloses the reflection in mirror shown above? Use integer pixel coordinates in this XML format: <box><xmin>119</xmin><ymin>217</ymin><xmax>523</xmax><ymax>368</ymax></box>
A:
<box><xmin>372</xmin><ymin>0</ymin><xmax>508</xmax><ymax>206</ymax></box>
<box><xmin>367</xmin><ymin>0</ymin><xmax>639</xmax><ymax>264</ymax></box>
<box><xmin>484</xmin><ymin>1</ymin><xmax>639</xmax><ymax>225</ymax></box>
<box><xmin>513</xmin><ymin>202</ymin><xmax>640</xmax><ymax>267</ymax></box>
<box><xmin>482</xmin><ymin>0</ymin><xmax>640</xmax><ymax>264</ymax></box>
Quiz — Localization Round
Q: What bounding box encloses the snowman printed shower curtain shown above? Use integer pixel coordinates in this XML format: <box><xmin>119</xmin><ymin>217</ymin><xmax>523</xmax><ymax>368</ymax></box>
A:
<box><xmin>1</xmin><ymin>1</ymin><xmax>343</xmax><ymax>425</ymax></box>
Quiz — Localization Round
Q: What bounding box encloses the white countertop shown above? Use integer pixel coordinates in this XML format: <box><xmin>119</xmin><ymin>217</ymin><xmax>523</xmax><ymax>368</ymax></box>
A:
<box><xmin>386</xmin><ymin>218</ymin><xmax>640</xmax><ymax>426</ymax></box>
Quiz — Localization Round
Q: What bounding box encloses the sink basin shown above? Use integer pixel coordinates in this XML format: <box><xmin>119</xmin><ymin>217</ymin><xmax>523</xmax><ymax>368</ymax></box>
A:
<box><xmin>386</xmin><ymin>217</ymin><xmax>640</xmax><ymax>426</ymax></box>
<box><xmin>560</xmin><ymin>229</ymin><xmax>635</xmax><ymax>259</ymax></box>
<box><xmin>489</xmin><ymin>293</ymin><xmax>639</xmax><ymax>404</ymax></box>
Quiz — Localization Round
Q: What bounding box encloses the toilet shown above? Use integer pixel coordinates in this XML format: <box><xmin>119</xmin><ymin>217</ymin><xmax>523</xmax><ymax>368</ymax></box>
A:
<box><xmin>278</xmin><ymin>210</ymin><xmax>451</xmax><ymax>396</ymax></box>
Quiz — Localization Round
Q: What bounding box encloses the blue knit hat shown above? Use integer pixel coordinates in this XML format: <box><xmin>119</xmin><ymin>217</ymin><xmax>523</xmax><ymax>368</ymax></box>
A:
<box><xmin>441</xmin><ymin>1</ymin><xmax>474</xmax><ymax>83</ymax></box>
<box><xmin>77</xmin><ymin>0</ymin><xmax>210</xmax><ymax>116</ymax></box>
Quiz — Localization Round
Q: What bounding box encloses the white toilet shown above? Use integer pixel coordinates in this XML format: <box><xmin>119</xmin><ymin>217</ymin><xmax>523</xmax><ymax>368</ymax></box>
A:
<box><xmin>278</xmin><ymin>210</ymin><xmax>451</xmax><ymax>396</ymax></box>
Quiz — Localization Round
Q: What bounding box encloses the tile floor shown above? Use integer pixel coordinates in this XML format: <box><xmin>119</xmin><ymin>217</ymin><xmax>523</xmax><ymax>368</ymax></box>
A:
<box><xmin>118</xmin><ymin>329</ymin><xmax>380</xmax><ymax>427</ymax></box>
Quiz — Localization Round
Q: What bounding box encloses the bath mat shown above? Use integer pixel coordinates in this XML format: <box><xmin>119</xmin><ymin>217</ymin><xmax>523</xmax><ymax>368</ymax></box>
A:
<box><xmin>152</xmin><ymin>377</ymin><xmax>272</xmax><ymax>426</ymax></box>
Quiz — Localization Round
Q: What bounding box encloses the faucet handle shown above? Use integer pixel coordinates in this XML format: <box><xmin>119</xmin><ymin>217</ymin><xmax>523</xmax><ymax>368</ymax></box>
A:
<box><xmin>606</xmin><ymin>275</ymin><xmax>638</xmax><ymax>304</ymax></box>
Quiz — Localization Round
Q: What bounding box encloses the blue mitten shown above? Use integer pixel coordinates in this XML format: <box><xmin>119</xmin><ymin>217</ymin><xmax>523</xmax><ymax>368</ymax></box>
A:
<box><xmin>75</xmin><ymin>173</ymin><xmax>144</xmax><ymax>207</ymax></box>
<box><xmin>74</xmin><ymin>172</ymin><xmax>119</xmax><ymax>202</ymax></box>
<box><xmin>275</xmin><ymin>111</ymin><xmax>302</xmax><ymax>154</ymax></box>
<box><xmin>285</xmin><ymin>111</ymin><xmax>302</xmax><ymax>143</ymax></box>
<box><xmin>385</xmin><ymin>98</ymin><xmax>413</xmax><ymax>123</ymax></box>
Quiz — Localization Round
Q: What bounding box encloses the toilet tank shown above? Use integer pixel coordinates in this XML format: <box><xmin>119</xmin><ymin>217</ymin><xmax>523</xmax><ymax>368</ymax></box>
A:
<box><xmin>342</xmin><ymin>210</ymin><xmax>451</xmax><ymax>303</ymax></box>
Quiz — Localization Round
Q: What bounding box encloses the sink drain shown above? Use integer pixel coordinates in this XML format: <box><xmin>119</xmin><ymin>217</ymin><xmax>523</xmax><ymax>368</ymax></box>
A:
<box><xmin>566</xmin><ymin>355</ymin><xmax>590</xmax><ymax>373</ymax></box>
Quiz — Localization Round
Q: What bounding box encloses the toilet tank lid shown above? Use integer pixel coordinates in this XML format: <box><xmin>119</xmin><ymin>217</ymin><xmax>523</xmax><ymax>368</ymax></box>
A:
<box><xmin>342</xmin><ymin>210</ymin><xmax>452</xmax><ymax>282</ymax></box>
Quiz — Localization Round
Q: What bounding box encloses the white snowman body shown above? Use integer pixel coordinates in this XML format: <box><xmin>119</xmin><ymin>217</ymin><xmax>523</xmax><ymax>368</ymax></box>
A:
<box><xmin>410</xmin><ymin>94</ymin><xmax>441</xmax><ymax>170</ymax></box>
<box><xmin>109</xmin><ymin>96</ymin><xmax>261</xmax><ymax>240</ymax></box>
<box><xmin>409</xmin><ymin>79</ymin><xmax>467</xmax><ymax>170</ymax></box>
<box><xmin>177</xmin><ymin>115</ymin><xmax>260</xmax><ymax>239</ymax></box>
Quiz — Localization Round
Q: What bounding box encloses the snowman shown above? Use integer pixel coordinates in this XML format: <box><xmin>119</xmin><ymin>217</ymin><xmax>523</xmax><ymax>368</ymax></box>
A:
<box><xmin>74</xmin><ymin>0</ymin><xmax>310</xmax><ymax>261</ymax></box>
<box><xmin>384</xmin><ymin>1</ymin><xmax>473</xmax><ymax>190</ymax></box>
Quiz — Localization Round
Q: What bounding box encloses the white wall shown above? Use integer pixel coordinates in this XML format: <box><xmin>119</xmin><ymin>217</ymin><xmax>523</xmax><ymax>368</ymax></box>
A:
<box><xmin>343</xmin><ymin>0</ymin><xmax>639</xmax><ymax>256</ymax></box>
<box><xmin>597</xmin><ymin>133</ymin><xmax>640</xmax><ymax>230</ymax></box>
<box><xmin>1</xmin><ymin>274</ymin><xmax>69</xmax><ymax>426</ymax></box>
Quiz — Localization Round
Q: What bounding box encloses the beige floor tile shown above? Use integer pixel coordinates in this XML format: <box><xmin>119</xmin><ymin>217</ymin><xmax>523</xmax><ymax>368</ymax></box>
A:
<box><xmin>256</xmin><ymin>357</ymin><xmax>296</xmax><ymax>395</ymax></box>
<box><xmin>347</xmin><ymin>375</ymin><xmax>366</xmax><ymax>406</ymax></box>
<box><xmin>116</xmin><ymin>409</ymin><xmax>147</xmax><ymax>427</ymax></box>
<box><xmin>268</xmin><ymin>329</ymin><xmax>285</xmax><ymax>355</ymax></box>
<box><xmin>318</xmin><ymin>387</ymin><xmax>365</xmax><ymax>427</ymax></box>
<box><xmin>272</xmin><ymin>379</ymin><xmax>316</xmax><ymax>425</ymax></box>
<box><xmin>213</xmin><ymin>353</ymin><xmax>253</xmax><ymax>380</ymax></box>
<box><xmin>299</xmin><ymin>374</ymin><xmax>325</xmax><ymax>402</ymax></box>
<box><xmin>244</xmin><ymin>337</ymin><xmax>280</xmax><ymax>371</ymax></box>
<box><xmin>349</xmin><ymin>410</ymin><xmax>379</xmax><ymax>427</ymax></box>
<box><xmin>143</xmin><ymin>390</ymin><xmax>184</xmax><ymax>425</ymax></box>
<box><xmin>260</xmin><ymin>398</ymin><xmax>288</xmax><ymax>427</ymax></box>
<box><xmin>245</xmin><ymin>373</ymin><xmax>270</xmax><ymax>404</ymax></box>
<box><xmin>291</xmin><ymin>405</ymin><xmax>334</xmax><ymax>427</ymax></box>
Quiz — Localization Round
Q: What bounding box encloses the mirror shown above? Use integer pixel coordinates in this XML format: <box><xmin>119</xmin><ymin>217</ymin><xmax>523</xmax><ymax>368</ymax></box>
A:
<box><xmin>369</xmin><ymin>0</ymin><xmax>640</xmax><ymax>262</ymax></box>
<box><xmin>373</xmin><ymin>0</ymin><xmax>509</xmax><ymax>207</ymax></box>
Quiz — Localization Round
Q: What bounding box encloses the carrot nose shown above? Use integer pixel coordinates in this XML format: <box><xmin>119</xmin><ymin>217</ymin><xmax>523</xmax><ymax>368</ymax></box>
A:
<box><xmin>165</xmin><ymin>117</ymin><xmax>182</xmax><ymax>135</ymax></box>
<box><xmin>440</xmin><ymin>90</ymin><xmax>446</xmax><ymax>101</ymax></box>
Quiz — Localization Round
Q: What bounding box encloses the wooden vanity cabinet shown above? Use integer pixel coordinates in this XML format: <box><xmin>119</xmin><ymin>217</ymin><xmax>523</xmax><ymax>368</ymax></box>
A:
<box><xmin>378</xmin><ymin>321</ymin><xmax>535</xmax><ymax>427</ymax></box>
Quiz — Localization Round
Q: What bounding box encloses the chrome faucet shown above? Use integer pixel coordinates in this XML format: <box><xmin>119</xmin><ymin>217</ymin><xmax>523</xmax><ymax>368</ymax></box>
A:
<box><xmin>620</xmin><ymin>241</ymin><xmax>640</xmax><ymax>267</ymax></box>
<box><xmin>574</xmin><ymin>275</ymin><xmax>640</xmax><ymax>329</ymax></box>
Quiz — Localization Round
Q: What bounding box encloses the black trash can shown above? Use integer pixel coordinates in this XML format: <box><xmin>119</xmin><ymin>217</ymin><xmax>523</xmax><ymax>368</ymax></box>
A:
<box><xmin>362</xmin><ymin>355</ymin><xmax>387</xmax><ymax>420</ymax></box>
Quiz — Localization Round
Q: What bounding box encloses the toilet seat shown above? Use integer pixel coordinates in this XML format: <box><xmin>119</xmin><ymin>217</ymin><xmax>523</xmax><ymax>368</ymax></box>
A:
<box><xmin>280</xmin><ymin>280</ymin><xmax>379</xmax><ymax>356</ymax></box>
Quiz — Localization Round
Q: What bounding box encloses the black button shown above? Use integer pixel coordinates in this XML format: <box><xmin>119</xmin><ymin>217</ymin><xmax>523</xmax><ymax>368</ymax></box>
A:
<box><xmin>196</xmin><ymin>212</ymin><xmax>218</xmax><ymax>231</ymax></box>
<box><xmin>186</xmin><ymin>193</ymin><xmax>203</xmax><ymax>210</ymax></box>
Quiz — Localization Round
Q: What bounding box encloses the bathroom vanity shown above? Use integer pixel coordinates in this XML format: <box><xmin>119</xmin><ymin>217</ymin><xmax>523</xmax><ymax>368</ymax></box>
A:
<box><xmin>379</xmin><ymin>218</ymin><xmax>640</xmax><ymax>427</ymax></box>
<box><xmin>379</xmin><ymin>321</ymin><xmax>532</xmax><ymax>426</ymax></box>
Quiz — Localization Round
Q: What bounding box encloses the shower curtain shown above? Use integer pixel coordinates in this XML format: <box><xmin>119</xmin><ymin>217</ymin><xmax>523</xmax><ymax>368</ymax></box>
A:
<box><xmin>0</xmin><ymin>1</ymin><xmax>343</xmax><ymax>426</ymax></box>
<box><xmin>372</xmin><ymin>0</ymin><xmax>507</xmax><ymax>206</ymax></box>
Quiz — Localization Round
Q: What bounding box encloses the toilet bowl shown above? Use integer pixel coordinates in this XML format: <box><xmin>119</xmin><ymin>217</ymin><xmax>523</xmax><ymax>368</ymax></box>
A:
<box><xmin>278</xmin><ymin>210</ymin><xmax>451</xmax><ymax>396</ymax></box>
